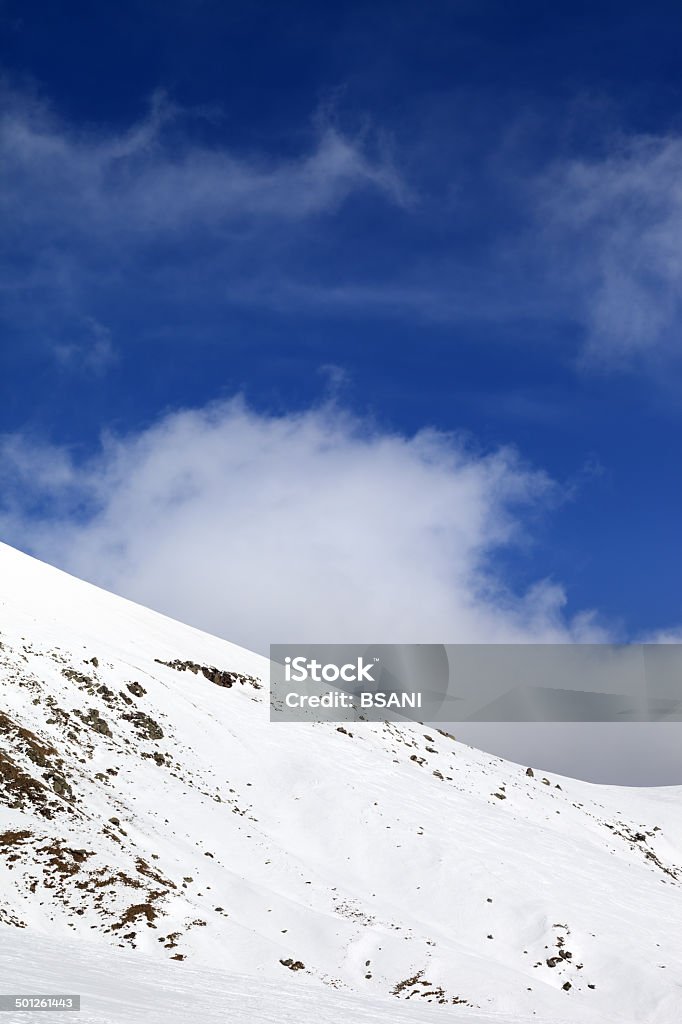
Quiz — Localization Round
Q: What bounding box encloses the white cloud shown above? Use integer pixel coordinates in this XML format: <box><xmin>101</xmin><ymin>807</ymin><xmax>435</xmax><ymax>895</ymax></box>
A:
<box><xmin>53</xmin><ymin>317</ymin><xmax>116</xmax><ymax>374</ymax></box>
<box><xmin>539</xmin><ymin>133</ymin><xmax>682</xmax><ymax>365</ymax></box>
<box><xmin>0</xmin><ymin>89</ymin><xmax>408</xmax><ymax>240</ymax></box>
<box><xmin>0</xmin><ymin>399</ymin><xmax>602</xmax><ymax>653</ymax></box>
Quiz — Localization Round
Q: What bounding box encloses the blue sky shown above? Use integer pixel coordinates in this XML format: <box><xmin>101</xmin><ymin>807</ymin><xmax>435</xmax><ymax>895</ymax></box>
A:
<box><xmin>2</xmin><ymin>0</ymin><xmax>682</xmax><ymax>647</ymax></box>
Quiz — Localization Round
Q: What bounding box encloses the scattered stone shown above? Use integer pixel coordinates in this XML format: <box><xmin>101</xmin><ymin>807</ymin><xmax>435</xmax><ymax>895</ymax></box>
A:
<box><xmin>279</xmin><ymin>958</ymin><xmax>305</xmax><ymax>971</ymax></box>
<box><xmin>80</xmin><ymin>709</ymin><xmax>111</xmax><ymax>737</ymax></box>
<box><xmin>45</xmin><ymin>772</ymin><xmax>73</xmax><ymax>800</ymax></box>
<box><xmin>62</xmin><ymin>668</ymin><xmax>92</xmax><ymax>686</ymax></box>
<box><xmin>122</xmin><ymin>711</ymin><xmax>163</xmax><ymax>741</ymax></box>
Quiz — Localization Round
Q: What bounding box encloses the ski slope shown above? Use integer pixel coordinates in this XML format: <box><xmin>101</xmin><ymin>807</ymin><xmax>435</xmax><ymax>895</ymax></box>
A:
<box><xmin>0</xmin><ymin>541</ymin><xmax>680</xmax><ymax>1023</ymax></box>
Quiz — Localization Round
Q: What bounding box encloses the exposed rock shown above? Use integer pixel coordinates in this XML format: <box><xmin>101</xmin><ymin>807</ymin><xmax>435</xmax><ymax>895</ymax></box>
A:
<box><xmin>122</xmin><ymin>711</ymin><xmax>164</xmax><ymax>741</ymax></box>
<box><xmin>155</xmin><ymin>658</ymin><xmax>261</xmax><ymax>690</ymax></box>
<box><xmin>0</xmin><ymin>751</ymin><xmax>59</xmax><ymax>818</ymax></box>
<box><xmin>62</xmin><ymin>668</ymin><xmax>92</xmax><ymax>686</ymax></box>
<box><xmin>279</xmin><ymin>958</ymin><xmax>305</xmax><ymax>971</ymax></box>
<box><xmin>80</xmin><ymin>709</ymin><xmax>111</xmax><ymax>737</ymax></box>
<box><xmin>45</xmin><ymin>772</ymin><xmax>73</xmax><ymax>801</ymax></box>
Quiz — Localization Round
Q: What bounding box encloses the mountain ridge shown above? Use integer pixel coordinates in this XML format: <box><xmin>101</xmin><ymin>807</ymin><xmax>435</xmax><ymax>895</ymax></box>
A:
<box><xmin>0</xmin><ymin>541</ymin><xmax>680</xmax><ymax>1023</ymax></box>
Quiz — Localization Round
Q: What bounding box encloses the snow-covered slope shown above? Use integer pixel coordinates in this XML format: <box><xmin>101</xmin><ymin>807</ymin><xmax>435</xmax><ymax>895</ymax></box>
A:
<box><xmin>0</xmin><ymin>541</ymin><xmax>680</xmax><ymax>1024</ymax></box>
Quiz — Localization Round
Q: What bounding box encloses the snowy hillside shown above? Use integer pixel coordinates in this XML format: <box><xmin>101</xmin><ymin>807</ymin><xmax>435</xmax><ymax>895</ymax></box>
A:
<box><xmin>0</xmin><ymin>541</ymin><xmax>680</xmax><ymax>1024</ymax></box>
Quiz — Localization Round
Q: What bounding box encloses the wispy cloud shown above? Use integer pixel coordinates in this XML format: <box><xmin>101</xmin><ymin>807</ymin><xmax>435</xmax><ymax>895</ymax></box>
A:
<box><xmin>0</xmin><ymin>398</ymin><xmax>602</xmax><ymax>652</ymax></box>
<box><xmin>0</xmin><ymin>88</ymin><xmax>408</xmax><ymax>233</ymax></box>
<box><xmin>6</xmin><ymin>81</ymin><xmax>682</xmax><ymax>374</ymax></box>
<box><xmin>0</xmin><ymin>87</ymin><xmax>409</xmax><ymax>370</ymax></box>
<box><xmin>538</xmin><ymin>133</ymin><xmax>682</xmax><ymax>366</ymax></box>
<box><xmin>53</xmin><ymin>317</ymin><xmax>116</xmax><ymax>374</ymax></box>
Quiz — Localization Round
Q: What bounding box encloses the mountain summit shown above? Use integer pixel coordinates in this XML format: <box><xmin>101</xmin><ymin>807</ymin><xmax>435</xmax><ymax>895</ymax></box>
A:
<box><xmin>0</xmin><ymin>541</ymin><xmax>680</xmax><ymax>1023</ymax></box>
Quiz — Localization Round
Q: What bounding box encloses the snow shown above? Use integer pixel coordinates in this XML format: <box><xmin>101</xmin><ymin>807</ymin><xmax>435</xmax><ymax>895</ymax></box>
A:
<box><xmin>0</xmin><ymin>541</ymin><xmax>680</xmax><ymax>1023</ymax></box>
<box><xmin>2</xmin><ymin>930</ymin><xmax>562</xmax><ymax>1024</ymax></box>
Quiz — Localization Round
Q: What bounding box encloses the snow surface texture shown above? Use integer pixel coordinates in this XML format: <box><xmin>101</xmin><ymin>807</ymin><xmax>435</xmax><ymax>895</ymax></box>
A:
<box><xmin>0</xmin><ymin>540</ymin><xmax>680</xmax><ymax>1024</ymax></box>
